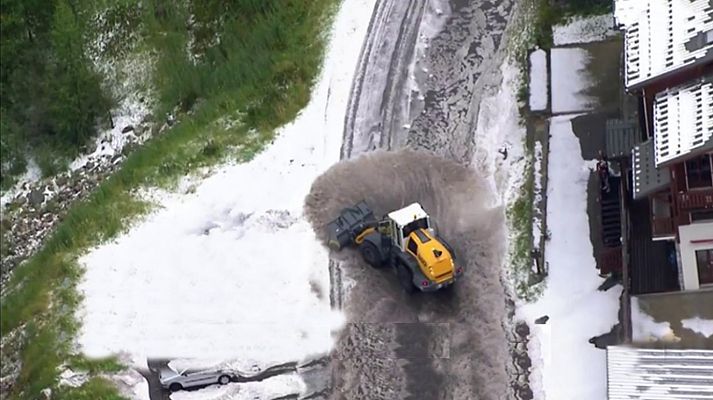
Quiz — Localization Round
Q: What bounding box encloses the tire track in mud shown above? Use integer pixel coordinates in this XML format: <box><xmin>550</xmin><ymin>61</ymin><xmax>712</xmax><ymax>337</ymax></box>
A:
<box><xmin>322</xmin><ymin>0</ymin><xmax>518</xmax><ymax>398</ymax></box>
<box><xmin>342</xmin><ymin>0</ymin><xmax>428</xmax><ymax>157</ymax></box>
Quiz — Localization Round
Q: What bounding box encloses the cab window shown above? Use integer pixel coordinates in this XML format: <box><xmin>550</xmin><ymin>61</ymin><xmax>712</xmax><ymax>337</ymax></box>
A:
<box><xmin>407</xmin><ymin>237</ymin><xmax>418</xmax><ymax>254</ymax></box>
<box><xmin>403</xmin><ymin>217</ymin><xmax>429</xmax><ymax>237</ymax></box>
<box><xmin>414</xmin><ymin>229</ymin><xmax>431</xmax><ymax>243</ymax></box>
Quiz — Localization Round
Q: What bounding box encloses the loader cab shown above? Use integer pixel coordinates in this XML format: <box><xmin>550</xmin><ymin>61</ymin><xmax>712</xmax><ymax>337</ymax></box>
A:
<box><xmin>386</xmin><ymin>203</ymin><xmax>432</xmax><ymax>251</ymax></box>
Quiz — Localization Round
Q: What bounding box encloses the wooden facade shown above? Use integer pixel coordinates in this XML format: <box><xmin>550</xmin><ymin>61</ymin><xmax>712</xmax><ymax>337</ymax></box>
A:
<box><xmin>650</xmin><ymin>153</ymin><xmax>713</xmax><ymax>239</ymax></box>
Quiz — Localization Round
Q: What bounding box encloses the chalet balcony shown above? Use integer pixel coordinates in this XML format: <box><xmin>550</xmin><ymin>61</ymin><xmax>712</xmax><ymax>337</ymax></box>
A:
<box><xmin>677</xmin><ymin>188</ymin><xmax>713</xmax><ymax>210</ymax></box>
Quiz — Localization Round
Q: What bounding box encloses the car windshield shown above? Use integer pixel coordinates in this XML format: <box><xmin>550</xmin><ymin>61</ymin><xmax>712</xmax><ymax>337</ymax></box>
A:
<box><xmin>159</xmin><ymin>366</ymin><xmax>180</xmax><ymax>380</ymax></box>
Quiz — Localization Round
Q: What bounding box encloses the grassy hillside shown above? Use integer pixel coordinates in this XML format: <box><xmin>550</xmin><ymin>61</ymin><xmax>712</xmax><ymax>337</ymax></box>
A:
<box><xmin>0</xmin><ymin>0</ymin><xmax>338</xmax><ymax>398</ymax></box>
<box><xmin>0</xmin><ymin>0</ymin><xmax>114</xmax><ymax>185</ymax></box>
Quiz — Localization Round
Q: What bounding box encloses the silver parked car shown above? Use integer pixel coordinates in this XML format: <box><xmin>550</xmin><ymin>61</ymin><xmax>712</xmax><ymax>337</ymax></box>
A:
<box><xmin>159</xmin><ymin>366</ymin><xmax>234</xmax><ymax>391</ymax></box>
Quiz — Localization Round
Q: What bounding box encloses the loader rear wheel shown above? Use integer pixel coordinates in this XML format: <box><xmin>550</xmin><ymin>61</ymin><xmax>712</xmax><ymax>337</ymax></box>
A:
<box><xmin>397</xmin><ymin>264</ymin><xmax>415</xmax><ymax>293</ymax></box>
<box><xmin>359</xmin><ymin>242</ymin><xmax>382</xmax><ymax>268</ymax></box>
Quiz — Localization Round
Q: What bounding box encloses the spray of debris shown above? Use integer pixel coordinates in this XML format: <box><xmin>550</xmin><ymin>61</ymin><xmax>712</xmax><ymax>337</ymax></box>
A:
<box><xmin>305</xmin><ymin>149</ymin><xmax>510</xmax><ymax>400</ymax></box>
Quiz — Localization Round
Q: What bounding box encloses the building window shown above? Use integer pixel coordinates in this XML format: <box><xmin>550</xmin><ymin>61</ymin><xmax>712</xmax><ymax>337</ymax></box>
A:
<box><xmin>685</xmin><ymin>154</ymin><xmax>712</xmax><ymax>189</ymax></box>
<box><xmin>696</xmin><ymin>248</ymin><xmax>713</xmax><ymax>285</ymax></box>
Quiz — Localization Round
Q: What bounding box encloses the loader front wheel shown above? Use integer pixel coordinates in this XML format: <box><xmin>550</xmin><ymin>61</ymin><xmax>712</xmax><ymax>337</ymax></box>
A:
<box><xmin>397</xmin><ymin>264</ymin><xmax>416</xmax><ymax>293</ymax></box>
<box><xmin>359</xmin><ymin>242</ymin><xmax>382</xmax><ymax>268</ymax></box>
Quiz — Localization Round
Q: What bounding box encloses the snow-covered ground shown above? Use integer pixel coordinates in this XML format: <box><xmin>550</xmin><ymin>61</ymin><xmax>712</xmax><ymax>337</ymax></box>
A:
<box><xmin>682</xmin><ymin>316</ymin><xmax>713</xmax><ymax>338</ymax></box>
<box><xmin>529</xmin><ymin>49</ymin><xmax>548</xmax><ymax>111</ymax></box>
<box><xmin>553</xmin><ymin>14</ymin><xmax>617</xmax><ymax>46</ymax></box>
<box><xmin>517</xmin><ymin>116</ymin><xmax>621</xmax><ymax>400</ymax></box>
<box><xmin>112</xmin><ymin>369</ymin><xmax>150</xmax><ymax>400</ymax></box>
<box><xmin>69</xmin><ymin>92</ymin><xmax>151</xmax><ymax>172</ymax></box>
<box><xmin>76</xmin><ymin>0</ymin><xmax>376</xmax><ymax>396</ymax></box>
<box><xmin>532</xmin><ymin>141</ymin><xmax>544</xmax><ymax>250</ymax></box>
<box><xmin>408</xmin><ymin>0</ymin><xmax>450</xmax><ymax>101</ymax></box>
<box><xmin>473</xmin><ymin>62</ymin><xmax>527</xmax><ymax>204</ymax></box>
<box><xmin>170</xmin><ymin>374</ymin><xmax>302</xmax><ymax>400</ymax></box>
<box><xmin>550</xmin><ymin>48</ymin><xmax>597</xmax><ymax>114</ymax></box>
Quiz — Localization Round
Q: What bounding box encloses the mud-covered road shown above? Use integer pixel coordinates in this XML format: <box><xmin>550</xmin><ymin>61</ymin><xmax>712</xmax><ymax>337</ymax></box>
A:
<box><xmin>318</xmin><ymin>1</ymin><xmax>519</xmax><ymax>399</ymax></box>
<box><xmin>307</xmin><ymin>151</ymin><xmax>511</xmax><ymax>400</ymax></box>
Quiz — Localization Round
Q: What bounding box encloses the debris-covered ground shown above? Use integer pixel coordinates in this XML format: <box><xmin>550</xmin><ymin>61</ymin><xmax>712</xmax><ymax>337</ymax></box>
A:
<box><xmin>2</xmin><ymin>2</ymin><xmax>634</xmax><ymax>400</ymax></box>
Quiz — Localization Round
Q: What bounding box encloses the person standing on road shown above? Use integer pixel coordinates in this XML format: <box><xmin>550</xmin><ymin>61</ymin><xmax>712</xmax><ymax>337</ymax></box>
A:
<box><xmin>596</xmin><ymin>151</ymin><xmax>611</xmax><ymax>193</ymax></box>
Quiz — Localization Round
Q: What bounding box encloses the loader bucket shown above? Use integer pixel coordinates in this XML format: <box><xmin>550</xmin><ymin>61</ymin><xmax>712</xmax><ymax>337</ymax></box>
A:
<box><xmin>326</xmin><ymin>201</ymin><xmax>376</xmax><ymax>251</ymax></box>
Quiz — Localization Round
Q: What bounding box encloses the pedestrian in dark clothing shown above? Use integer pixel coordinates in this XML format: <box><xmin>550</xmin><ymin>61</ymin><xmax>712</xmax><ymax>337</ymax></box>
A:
<box><xmin>596</xmin><ymin>151</ymin><xmax>610</xmax><ymax>193</ymax></box>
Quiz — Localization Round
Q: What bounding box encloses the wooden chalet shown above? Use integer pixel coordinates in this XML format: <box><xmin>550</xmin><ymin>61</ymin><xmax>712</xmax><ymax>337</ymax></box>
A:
<box><xmin>606</xmin><ymin>0</ymin><xmax>713</xmax><ymax>294</ymax></box>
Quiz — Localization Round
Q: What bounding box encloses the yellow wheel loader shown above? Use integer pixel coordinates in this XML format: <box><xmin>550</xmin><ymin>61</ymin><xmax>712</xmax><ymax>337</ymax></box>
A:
<box><xmin>327</xmin><ymin>201</ymin><xmax>462</xmax><ymax>293</ymax></box>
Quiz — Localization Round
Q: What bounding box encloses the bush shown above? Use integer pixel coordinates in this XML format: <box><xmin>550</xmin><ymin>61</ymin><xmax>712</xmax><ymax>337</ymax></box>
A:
<box><xmin>0</xmin><ymin>0</ymin><xmax>113</xmax><ymax>186</ymax></box>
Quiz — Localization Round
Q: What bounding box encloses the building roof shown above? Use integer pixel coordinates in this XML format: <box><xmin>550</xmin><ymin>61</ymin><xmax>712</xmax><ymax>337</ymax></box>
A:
<box><xmin>387</xmin><ymin>203</ymin><xmax>428</xmax><ymax>227</ymax></box>
<box><xmin>632</xmin><ymin>139</ymin><xmax>671</xmax><ymax>199</ymax></box>
<box><xmin>606</xmin><ymin>118</ymin><xmax>641</xmax><ymax>159</ymax></box>
<box><xmin>607</xmin><ymin>346</ymin><xmax>713</xmax><ymax>400</ymax></box>
<box><xmin>653</xmin><ymin>77</ymin><xmax>713</xmax><ymax>166</ymax></box>
<box><xmin>615</xmin><ymin>0</ymin><xmax>713</xmax><ymax>89</ymax></box>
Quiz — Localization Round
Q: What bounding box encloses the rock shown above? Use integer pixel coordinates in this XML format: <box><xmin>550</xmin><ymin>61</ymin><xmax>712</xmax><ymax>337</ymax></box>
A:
<box><xmin>515</xmin><ymin>322</ymin><xmax>530</xmax><ymax>338</ymax></box>
<box><xmin>27</xmin><ymin>190</ymin><xmax>44</xmax><ymax>208</ymax></box>
<box><xmin>133</xmin><ymin>124</ymin><xmax>147</xmax><ymax>136</ymax></box>
<box><xmin>514</xmin><ymin>384</ymin><xmax>534</xmax><ymax>400</ymax></box>
<box><xmin>534</xmin><ymin>315</ymin><xmax>549</xmax><ymax>325</ymax></box>
<box><xmin>121</xmin><ymin>143</ymin><xmax>138</xmax><ymax>157</ymax></box>
<box><xmin>121</xmin><ymin>125</ymin><xmax>134</xmax><ymax>134</ymax></box>
<box><xmin>56</xmin><ymin>175</ymin><xmax>68</xmax><ymax>188</ymax></box>
<box><xmin>515</xmin><ymin>353</ymin><xmax>532</xmax><ymax>370</ymax></box>
<box><xmin>40</xmin><ymin>387</ymin><xmax>51</xmax><ymax>399</ymax></box>
<box><xmin>12</xmin><ymin>195</ymin><xmax>27</xmax><ymax>207</ymax></box>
